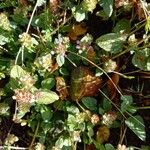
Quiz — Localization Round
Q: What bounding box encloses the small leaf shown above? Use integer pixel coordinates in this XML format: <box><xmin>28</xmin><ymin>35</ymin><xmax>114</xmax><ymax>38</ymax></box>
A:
<box><xmin>105</xmin><ymin>144</ymin><xmax>115</xmax><ymax>150</ymax></box>
<box><xmin>132</xmin><ymin>48</ymin><xmax>150</xmax><ymax>71</ymax></box>
<box><xmin>145</xmin><ymin>18</ymin><xmax>150</xmax><ymax>34</ymax></box>
<box><xmin>0</xmin><ymin>35</ymin><xmax>9</xmax><ymax>45</ymax></box>
<box><xmin>121</xmin><ymin>95</ymin><xmax>137</xmax><ymax>114</ymax></box>
<box><xmin>56</xmin><ymin>54</ymin><xmax>65</xmax><ymax>67</ymax></box>
<box><xmin>37</xmin><ymin>0</ymin><xmax>46</xmax><ymax>7</ymax></box>
<box><xmin>10</xmin><ymin>65</ymin><xmax>27</xmax><ymax>79</ymax></box>
<box><xmin>72</xmin><ymin>7</ymin><xmax>86</xmax><ymax>22</ymax></box>
<box><xmin>113</xmin><ymin>19</ymin><xmax>131</xmax><ymax>33</ymax></box>
<box><xmin>81</xmin><ymin>97</ymin><xmax>97</xmax><ymax>111</ymax></box>
<box><xmin>41</xmin><ymin>78</ymin><xmax>55</xmax><ymax>90</ymax></box>
<box><xmin>99</xmin><ymin>0</ymin><xmax>113</xmax><ymax>17</ymax></box>
<box><xmin>40</xmin><ymin>105</ymin><xmax>53</xmax><ymax>122</ymax></box>
<box><xmin>96</xmin><ymin>33</ymin><xmax>126</xmax><ymax>53</ymax></box>
<box><xmin>125</xmin><ymin>115</ymin><xmax>146</xmax><ymax>141</ymax></box>
<box><xmin>36</xmin><ymin>91</ymin><xmax>59</xmax><ymax>104</ymax></box>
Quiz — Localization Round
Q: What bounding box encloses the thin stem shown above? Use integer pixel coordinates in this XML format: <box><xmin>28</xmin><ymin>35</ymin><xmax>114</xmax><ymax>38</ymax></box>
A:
<box><xmin>15</xmin><ymin>47</ymin><xmax>22</xmax><ymax>65</ymax></box>
<box><xmin>136</xmin><ymin>106</ymin><xmax>150</xmax><ymax>109</ymax></box>
<box><xmin>99</xmin><ymin>89</ymin><xmax>126</xmax><ymax>119</ymax></box>
<box><xmin>0</xmin><ymin>146</ymin><xmax>28</xmax><ymax>150</ymax></box>
<box><xmin>29</xmin><ymin>121</ymin><xmax>40</xmax><ymax>149</ymax></box>
<box><xmin>26</xmin><ymin>1</ymin><xmax>38</xmax><ymax>33</ymax></box>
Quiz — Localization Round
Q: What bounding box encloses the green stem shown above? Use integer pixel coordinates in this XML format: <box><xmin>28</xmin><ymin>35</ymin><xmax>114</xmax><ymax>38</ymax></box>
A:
<box><xmin>136</xmin><ymin>106</ymin><xmax>150</xmax><ymax>109</ymax></box>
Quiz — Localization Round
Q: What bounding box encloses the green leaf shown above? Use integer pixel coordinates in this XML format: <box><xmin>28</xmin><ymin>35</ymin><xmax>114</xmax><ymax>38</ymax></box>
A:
<box><xmin>36</xmin><ymin>91</ymin><xmax>59</xmax><ymax>104</ymax></box>
<box><xmin>0</xmin><ymin>35</ymin><xmax>9</xmax><ymax>45</ymax></box>
<box><xmin>121</xmin><ymin>95</ymin><xmax>137</xmax><ymax>114</ymax></box>
<box><xmin>103</xmin><ymin>98</ymin><xmax>112</xmax><ymax>112</ymax></box>
<box><xmin>72</xmin><ymin>7</ymin><xmax>86</xmax><ymax>22</ymax></box>
<box><xmin>40</xmin><ymin>105</ymin><xmax>53</xmax><ymax>122</ymax></box>
<box><xmin>96</xmin><ymin>33</ymin><xmax>126</xmax><ymax>53</ymax></box>
<box><xmin>99</xmin><ymin>0</ymin><xmax>113</xmax><ymax>17</ymax></box>
<box><xmin>145</xmin><ymin>18</ymin><xmax>150</xmax><ymax>34</ymax></box>
<box><xmin>37</xmin><ymin>0</ymin><xmax>46</xmax><ymax>7</ymax></box>
<box><xmin>132</xmin><ymin>48</ymin><xmax>150</xmax><ymax>71</ymax></box>
<box><xmin>141</xmin><ymin>145</ymin><xmax>150</xmax><ymax>150</ymax></box>
<box><xmin>81</xmin><ymin>97</ymin><xmax>97</xmax><ymax>111</ymax></box>
<box><xmin>41</xmin><ymin>78</ymin><xmax>55</xmax><ymax>90</ymax></box>
<box><xmin>113</xmin><ymin>19</ymin><xmax>131</xmax><ymax>33</ymax></box>
<box><xmin>125</xmin><ymin>115</ymin><xmax>146</xmax><ymax>141</ymax></box>
<box><xmin>56</xmin><ymin>54</ymin><xmax>65</xmax><ymax>67</ymax></box>
<box><xmin>66</xmin><ymin>105</ymin><xmax>80</xmax><ymax>114</ymax></box>
<box><xmin>10</xmin><ymin>65</ymin><xmax>27</xmax><ymax>79</ymax></box>
<box><xmin>105</xmin><ymin>143</ymin><xmax>115</xmax><ymax>150</ymax></box>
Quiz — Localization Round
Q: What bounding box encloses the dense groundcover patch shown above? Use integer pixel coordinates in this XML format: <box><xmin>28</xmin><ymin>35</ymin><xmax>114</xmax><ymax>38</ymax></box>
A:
<box><xmin>0</xmin><ymin>0</ymin><xmax>150</xmax><ymax>149</ymax></box>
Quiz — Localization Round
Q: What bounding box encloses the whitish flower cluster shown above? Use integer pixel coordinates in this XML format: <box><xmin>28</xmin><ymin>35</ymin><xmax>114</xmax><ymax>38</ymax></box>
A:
<box><xmin>117</xmin><ymin>144</ymin><xmax>128</xmax><ymax>150</ymax></box>
<box><xmin>35</xmin><ymin>143</ymin><xmax>46</xmax><ymax>150</ymax></box>
<box><xmin>0</xmin><ymin>13</ymin><xmax>11</xmax><ymax>31</ymax></box>
<box><xmin>19</xmin><ymin>32</ymin><xmax>33</xmax><ymax>48</ymax></box>
<box><xmin>91</xmin><ymin>114</ymin><xmax>100</xmax><ymax>125</ymax></box>
<box><xmin>37</xmin><ymin>53</ymin><xmax>53</xmax><ymax>70</ymax></box>
<box><xmin>103</xmin><ymin>59</ymin><xmax>117</xmax><ymax>73</ymax></box>
<box><xmin>102</xmin><ymin>111</ymin><xmax>117</xmax><ymax>126</ymax></box>
<box><xmin>4</xmin><ymin>134</ymin><xmax>18</xmax><ymax>145</ymax></box>
<box><xmin>54</xmin><ymin>35</ymin><xmax>70</xmax><ymax>55</ymax></box>
<box><xmin>76</xmin><ymin>34</ymin><xmax>93</xmax><ymax>54</ymax></box>
<box><xmin>20</xmin><ymin>74</ymin><xmax>35</xmax><ymax>89</ymax></box>
<box><xmin>71</xmin><ymin>131</ymin><xmax>81</xmax><ymax>142</ymax></box>
<box><xmin>12</xmin><ymin>89</ymin><xmax>39</xmax><ymax>104</ymax></box>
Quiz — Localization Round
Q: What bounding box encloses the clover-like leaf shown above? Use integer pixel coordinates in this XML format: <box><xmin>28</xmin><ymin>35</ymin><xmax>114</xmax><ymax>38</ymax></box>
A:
<box><xmin>10</xmin><ymin>65</ymin><xmax>27</xmax><ymax>79</ymax></box>
<box><xmin>132</xmin><ymin>48</ymin><xmax>150</xmax><ymax>71</ymax></box>
<box><xmin>99</xmin><ymin>0</ymin><xmax>113</xmax><ymax>17</ymax></box>
<box><xmin>36</xmin><ymin>91</ymin><xmax>59</xmax><ymax>104</ymax></box>
<box><xmin>56</xmin><ymin>54</ymin><xmax>65</xmax><ymax>67</ymax></box>
<box><xmin>125</xmin><ymin>115</ymin><xmax>146</xmax><ymax>141</ymax></box>
<box><xmin>81</xmin><ymin>97</ymin><xmax>97</xmax><ymax>111</ymax></box>
<box><xmin>96</xmin><ymin>33</ymin><xmax>127</xmax><ymax>53</ymax></box>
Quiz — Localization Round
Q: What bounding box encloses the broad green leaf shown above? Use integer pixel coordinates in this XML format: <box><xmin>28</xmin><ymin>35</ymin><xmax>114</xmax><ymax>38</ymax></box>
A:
<box><xmin>113</xmin><ymin>19</ymin><xmax>131</xmax><ymax>33</ymax></box>
<box><xmin>103</xmin><ymin>98</ymin><xmax>112</xmax><ymax>112</ymax></box>
<box><xmin>10</xmin><ymin>65</ymin><xmax>27</xmax><ymax>79</ymax></box>
<box><xmin>105</xmin><ymin>143</ymin><xmax>115</xmax><ymax>150</ymax></box>
<box><xmin>56</xmin><ymin>54</ymin><xmax>65</xmax><ymax>67</ymax></box>
<box><xmin>40</xmin><ymin>105</ymin><xmax>53</xmax><ymax>122</ymax></box>
<box><xmin>36</xmin><ymin>91</ymin><xmax>59</xmax><ymax>104</ymax></box>
<box><xmin>125</xmin><ymin>115</ymin><xmax>146</xmax><ymax>141</ymax></box>
<box><xmin>99</xmin><ymin>0</ymin><xmax>113</xmax><ymax>17</ymax></box>
<box><xmin>96</xmin><ymin>33</ymin><xmax>126</xmax><ymax>53</ymax></box>
<box><xmin>121</xmin><ymin>95</ymin><xmax>137</xmax><ymax>114</ymax></box>
<box><xmin>132</xmin><ymin>48</ymin><xmax>150</xmax><ymax>71</ymax></box>
<box><xmin>81</xmin><ymin>97</ymin><xmax>97</xmax><ymax>111</ymax></box>
<box><xmin>41</xmin><ymin>78</ymin><xmax>55</xmax><ymax>90</ymax></box>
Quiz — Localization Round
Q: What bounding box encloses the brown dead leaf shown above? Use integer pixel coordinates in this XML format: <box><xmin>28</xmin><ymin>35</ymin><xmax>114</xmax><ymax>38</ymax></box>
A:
<box><xmin>107</xmin><ymin>73</ymin><xmax>120</xmax><ymax>100</ymax></box>
<box><xmin>134</xmin><ymin>0</ymin><xmax>145</xmax><ymax>20</ymax></box>
<box><xmin>86</xmin><ymin>144</ymin><xmax>96</xmax><ymax>150</ymax></box>
<box><xmin>49</xmin><ymin>0</ymin><xmax>60</xmax><ymax>13</ymax></box>
<box><xmin>86</xmin><ymin>46</ymin><xmax>96</xmax><ymax>62</ymax></box>
<box><xmin>96</xmin><ymin>125</ymin><xmax>110</xmax><ymax>143</ymax></box>
<box><xmin>68</xmin><ymin>23</ymin><xmax>87</xmax><ymax>41</ymax></box>
<box><xmin>18</xmin><ymin>0</ymin><xmax>28</xmax><ymax>6</ymax></box>
<box><xmin>56</xmin><ymin>77</ymin><xmax>69</xmax><ymax>100</ymax></box>
<box><xmin>48</xmin><ymin>62</ymin><xmax>58</xmax><ymax>73</ymax></box>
